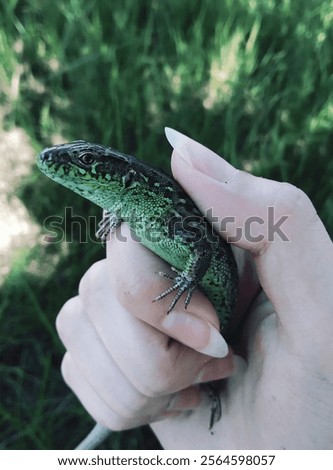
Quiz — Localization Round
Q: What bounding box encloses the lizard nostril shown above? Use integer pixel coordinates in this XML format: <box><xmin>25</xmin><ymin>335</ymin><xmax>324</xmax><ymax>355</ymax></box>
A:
<box><xmin>40</xmin><ymin>150</ymin><xmax>52</xmax><ymax>162</ymax></box>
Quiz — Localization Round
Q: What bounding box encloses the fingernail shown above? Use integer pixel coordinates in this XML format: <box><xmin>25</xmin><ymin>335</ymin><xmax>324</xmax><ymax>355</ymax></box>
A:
<box><xmin>166</xmin><ymin>388</ymin><xmax>202</xmax><ymax>412</ymax></box>
<box><xmin>164</xmin><ymin>127</ymin><xmax>237</xmax><ymax>183</ymax></box>
<box><xmin>194</xmin><ymin>354</ymin><xmax>245</xmax><ymax>385</ymax></box>
<box><xmin>194</xmin><ymin>357</ymin><xmax>232</xmax><ymax>384</ymax></box>
<box><xmin>165</xmin><ymin>127</ymin><xmax>193</xmax><ymax>162</ymax></box>
<box><xmin>200</xmin><ymin>323</ymin><xmax>228</xmax><ymax>357</ymax></box>
<box><xmin>161</xmin><ymin>311</ymin><xmax>228</xmax><ymax>358</ymax></box>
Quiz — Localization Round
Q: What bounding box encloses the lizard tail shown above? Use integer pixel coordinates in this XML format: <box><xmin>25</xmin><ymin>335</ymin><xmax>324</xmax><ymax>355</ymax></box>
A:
<box><xmin>75</xmin><ymin>424</ymin><xmax>111</xmax><ymax>450</ymax></box>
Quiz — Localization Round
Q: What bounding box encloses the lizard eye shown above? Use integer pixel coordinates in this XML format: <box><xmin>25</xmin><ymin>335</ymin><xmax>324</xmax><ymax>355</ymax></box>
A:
<box><xmin>79</xmin><ymin>152</ymin><xmax>95</xmax><ymax>165</ymax></box>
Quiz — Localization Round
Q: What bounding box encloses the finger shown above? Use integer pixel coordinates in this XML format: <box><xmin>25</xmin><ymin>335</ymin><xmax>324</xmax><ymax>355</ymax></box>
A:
<box><xmin>57</xmin><ymin>297</ymin><xmax>206</xmax><ymax>428</ymax></box>
<box><xmin>151</xmin><ymin>355</ymin><xmax>248</xmax><ymax>449</ymax></box>
<box><xmin>166</xmin><ymin>128</ymin><xmax>333</xmax><ymax>335</ymax></box>
<box><xmin>61</xmin><ymin>352</ymin><xmax>173</xmax><ymax>431</ymax></box>
<box><xmin>56</xmin><ymin>296</ymin><xmax>151</xmax><ymax>420</ymax></box>
<box><xmin>105</xmin><ymin>223</ymin><xmax>229</xmax><ymax>358</ymax></box>
<box><xmin>77</xmin><ymin>260</ymin><xmax>237</xmax><ymax>395</ymax></box>
<box><xmin>61</xmin><ymin>352</ymin><xmax>133</xmax><ymax>431</ymax></box>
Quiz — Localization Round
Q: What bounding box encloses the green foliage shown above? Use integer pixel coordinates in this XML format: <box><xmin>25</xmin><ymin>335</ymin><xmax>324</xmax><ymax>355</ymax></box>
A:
<box><xmin>0</xmin><ymin>0</ymin><xmax>332</xmax><ymax>449</ymax></box>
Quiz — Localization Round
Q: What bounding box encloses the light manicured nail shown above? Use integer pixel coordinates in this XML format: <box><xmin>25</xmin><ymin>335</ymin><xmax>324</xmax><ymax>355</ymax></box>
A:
<box><xmin>166</xmin><ymin>388</ymin><xmax>202</xmax><ymax>412</ymax></box>
<box><xmin>164</xmin><ymin>127</ymin><xmax>237</xmax><ymax>182</ymax></box>
<box><xmin>194</xmin><ymin>354</ymin><xmax>245</xmax><ymax>385</ymax></box>
<box><xmin>200</xmin><ymin>323</ymin><xmax>228</xmax><ymax>357</ymax></box>
<box><xmin>165</xmin><ymin>127</ymin><xmax>193</xmax><ymax>162</ymax></box>
<box><xmin>161</xmin><ymin>311</ymin><xmax>228</xmax><ymax>358</ymax></box>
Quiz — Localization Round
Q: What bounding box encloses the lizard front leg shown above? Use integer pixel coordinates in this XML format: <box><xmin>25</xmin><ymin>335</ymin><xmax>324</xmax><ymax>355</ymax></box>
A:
<box><xmin>96</xmin><ymin>210</ymin><xmax>123</xmax><ymax>241</ymax></box>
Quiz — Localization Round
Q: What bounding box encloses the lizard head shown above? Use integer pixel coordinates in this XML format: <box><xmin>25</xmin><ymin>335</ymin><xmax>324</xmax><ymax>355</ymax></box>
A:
<box><xmin>37</xmin><ymin>140</ymin><xmax>134</xmax><ymax>208</ymax></box>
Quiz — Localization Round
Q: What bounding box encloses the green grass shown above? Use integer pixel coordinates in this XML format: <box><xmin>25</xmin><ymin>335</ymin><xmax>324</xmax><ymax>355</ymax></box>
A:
<box><xmin>0</xmin><ymin>0</ymin><xmax>332</xmax><ymax>449</ymax></box>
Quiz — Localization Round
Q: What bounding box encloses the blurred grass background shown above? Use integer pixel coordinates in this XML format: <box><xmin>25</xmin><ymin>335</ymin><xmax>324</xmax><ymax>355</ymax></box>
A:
<box><xmin>0</xmin><ymin>0</ymin><xmax>332</xmax><ymax>449</ymax></box>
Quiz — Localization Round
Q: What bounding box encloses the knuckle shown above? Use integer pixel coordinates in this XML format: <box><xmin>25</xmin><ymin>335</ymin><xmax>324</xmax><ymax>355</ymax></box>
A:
<box><xmin>277</xmin><ymin>183</ymin><xmax>314</xmax><ymax>216</ymax></box>
<box><xmin>134</xmin><ymin>357</ymin><xmax>178</xmax><ymax>398</ymax></box>
<box><xmin>60</xmin><ymin>352</ymin><xmax>73</xmax><ymax>385</ymax></box>
<box><xmin>136</xmin><ymin>381</ymin><xmax>160</xmax><ymax>398</ymax></box>
<box><xmin>98</xmin><ymin>415</ymin><xmax>130</xmax><ymax>432</ymax></box>
<box><xmin>61</xmin><ymin>356</ymin><xmax>133</xmax><ymax>432</ymax></box>
<box><xmin>96</xmin><ymin>400</ymin><xmax>144</xmax><ymax>431</ymax></box>
<box><xmin>129</xmin><ymin>368</ymin><xmax>156</xmax><ymax>397</ymax></box>
<box><xmin>78</xmin><ymin>259</ymin><xmax>107</xmax><ymax>300</ymax></box>
<box><xmin>124</xmin><ymin>395</ymin><xmax>149</xmax><ymax>419</ymax></box>
<box><xmin>143</xmin><ymin>381</ymin><xmax>169</xmax><ymax>397</ymax></box>
<box><xmin>56</xmin><ymin>296</ymin><xmax>82</xmax><ymax>339</ymax></box>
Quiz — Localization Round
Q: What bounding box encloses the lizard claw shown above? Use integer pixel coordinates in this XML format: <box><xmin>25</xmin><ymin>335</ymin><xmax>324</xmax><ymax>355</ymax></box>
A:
<box><xmin>201</xmin><ymin>383</ymin><xmax>222</xmax><ymax>431</ymax></box>
<box><xmin>153</xmin><ymin>270</ymin><xmax>198</xmax><ymax>313</ymax></box>
<box><xmin>96</xmin><ymin>210</ymin><xmax>122</xmax><ymax>241</ymax></box>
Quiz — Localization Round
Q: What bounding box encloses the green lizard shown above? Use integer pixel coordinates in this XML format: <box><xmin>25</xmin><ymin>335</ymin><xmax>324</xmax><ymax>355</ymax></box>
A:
<box><xmin>37</xmin><ymin>131</ymin><xmax>238</xmax><ymax>449</ymax></box>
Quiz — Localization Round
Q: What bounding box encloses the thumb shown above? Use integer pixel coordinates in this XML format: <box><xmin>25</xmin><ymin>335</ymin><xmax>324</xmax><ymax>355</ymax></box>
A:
<box><xmin>165</xmin><ymin>128</ymin><xmax>333</xmax><ymax>344</ymax></box>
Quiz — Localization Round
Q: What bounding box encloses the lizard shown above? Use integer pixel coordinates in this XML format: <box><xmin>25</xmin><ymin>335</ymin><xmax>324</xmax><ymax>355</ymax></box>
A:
<box><xmin>37</xmin><ymin>130</ymin><xmax>238</xmax><ymax>449</ymax></box>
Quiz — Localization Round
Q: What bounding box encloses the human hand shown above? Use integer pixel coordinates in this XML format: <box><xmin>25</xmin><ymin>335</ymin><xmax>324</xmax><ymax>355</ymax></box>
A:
<box><xmin>56</xmin><ymin>128</ymin><xmax>333</xmax><ymax>449</ymax></box>
<box><xmin>150</xmin><ymin>129</ymin><xmax>333</xmax><ymax>449</ymax></box>
<box><xmin>56</xmin><ymin>219</ymin><xmax>256</xmax><ymax>432</ymax></box>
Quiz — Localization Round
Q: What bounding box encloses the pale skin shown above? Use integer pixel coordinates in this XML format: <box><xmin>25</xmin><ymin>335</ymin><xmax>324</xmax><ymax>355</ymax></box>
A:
<box><xmin>56</xmin><ymin>130</ymin><xmax>333</xmax><ymax>449</ymax></box>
